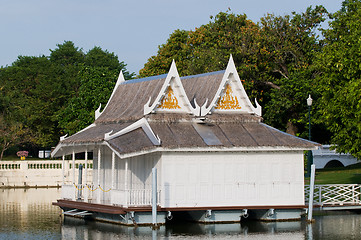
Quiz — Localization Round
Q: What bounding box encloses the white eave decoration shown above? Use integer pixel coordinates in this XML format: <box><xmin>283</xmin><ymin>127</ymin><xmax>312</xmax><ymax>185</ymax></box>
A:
<box><xmin>95</xmin><ymin>70</ymin><xmax>125</xmax><ymax>120</ymax></box>
<box><xmin>51</xmin><ymin>123</ymin><xmax>97</xmax><ymax>157</ymax></box>
<box><xmin>144</xmin><ymin>60</ymin><xmax>199</xmax><ymax>116</ymax></box>
<box><xmin>201</xmin><ymin>55</ymin><xmax>262</xmax><ymax>117</ymax></box>
<box><xmin>104</xmin><ymin>117</ymin><xmax>161</xmax><ymax>145</ymax></box>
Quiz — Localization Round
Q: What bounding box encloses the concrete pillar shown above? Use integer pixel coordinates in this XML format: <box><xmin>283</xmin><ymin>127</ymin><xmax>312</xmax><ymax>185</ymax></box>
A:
<box><xmin>84</xmin><ymin>150</ymin><xmax>88</xmax><ymax>202</ymax></box>
<box><xmin>307</xmin><ymin>164</ymin><xmax>316</xmax><ymax>223</ymax></box>
<box><xmin>111</xmin><ymin>151</ymin><xmax>115</xmax><ymax>190</ymax></box>
<box><xmin>72</xmin><ymin>151</ymin><xmax>75</xmax><ymax>184</ymax></box>
<box><xmin>124</xmin><ymin>159</ymin><xmax>128</xmax><ymax>207</ymax></box>
<box><xmin>62</xmin><ymin>155</ymin><xmax>65</xmax><ymax>185</ymax></box>
<box><xmin>152</xmin><ymin>167</ymin><xmax>157</xmax><ymax>227</ymax></box>
<box><xmin>97</xmin><ymin>147</ymin><xmax>101</xmax><ymax>203</ymax></box>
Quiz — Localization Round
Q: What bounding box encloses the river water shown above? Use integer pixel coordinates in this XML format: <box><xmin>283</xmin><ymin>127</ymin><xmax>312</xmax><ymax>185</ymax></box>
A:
<box><xmin>0</xmin><ymin>188</ymin><xmax>361</xmax><ymax>239</ymax></box>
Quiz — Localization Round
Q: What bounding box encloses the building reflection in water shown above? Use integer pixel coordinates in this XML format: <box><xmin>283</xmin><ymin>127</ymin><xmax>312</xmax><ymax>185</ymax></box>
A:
<box><xmin>62</xmin><ymin>217</ymin><xmax>304</xmax><ymax>240</ymax></box>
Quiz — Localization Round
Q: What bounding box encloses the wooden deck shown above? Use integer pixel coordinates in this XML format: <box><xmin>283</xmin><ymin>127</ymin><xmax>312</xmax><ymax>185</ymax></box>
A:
<box><xmin>53</xmin><ymin>199</ymin><xmax>306</xmax><ymax>214</ymax></box>
<box><xmin>53</xmin><ymin>199</ymin><xmax>163</xmax><ymax>215</ymax></box>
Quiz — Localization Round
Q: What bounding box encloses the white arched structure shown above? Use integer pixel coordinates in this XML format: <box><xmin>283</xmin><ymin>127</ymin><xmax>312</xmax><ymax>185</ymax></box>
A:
<box><xmin>312</xmin><ymin>145</ymin><xmax>358</xmax><ymax>169</ymax></box>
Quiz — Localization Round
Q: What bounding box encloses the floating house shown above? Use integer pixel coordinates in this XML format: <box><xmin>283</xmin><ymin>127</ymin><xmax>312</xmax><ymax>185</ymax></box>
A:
<box><xmin>52</xmin><ymin>56</ymin><xmax>317</xmax><ymax>225</ymax></box>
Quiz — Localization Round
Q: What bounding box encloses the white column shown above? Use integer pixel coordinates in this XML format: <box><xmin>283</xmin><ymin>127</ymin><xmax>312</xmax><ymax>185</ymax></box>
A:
<box><xmin>307</xmin><ymin>164</ymin><xmax>316</xmax><ymax>223</ymax></box>
<box><xmin>97</xmin><ymin>147</ymin><xmax>101</xmax><ymax>186</ymax></box>
<box><xmin>84</xmin><ymin>150</ymin><xmax>88</xmax><ymax>202</ymax></box>
<box><xmin>72</xmin><ymin>151</ymin><xmax>75</xmax><ymax>184</ymax></box>
<box><xmin>97</xmin><ymin>147</ymin><xmax>101</xmax><ymax>203</ymax></box>
<box><xmin>62</xmin><ymin>155</ymin><xmax>65</xmax><ymax>185</ymax></box>
<box><xmin>152</xmin><ymin>167</ymin><xmax>157</xmax><ymax>226</ymax></box>
<box><xmin>124</xmin><ymin>159</ymin><xmax>128</xmax><ymax>190</ymax></box>
<box><xmin>111</xmin><ymin>151</ymin><xmax>115</xmax><ymax>190</ymax></box>
<box><xmin>124</xmin><ymin>159</ymin><xmax>128</xmax><ymax>207</ymax></box>
<box><xmin>84</xmin><ymin>150</ymin><xmax>88</xmax><ymax>185</ymax></box>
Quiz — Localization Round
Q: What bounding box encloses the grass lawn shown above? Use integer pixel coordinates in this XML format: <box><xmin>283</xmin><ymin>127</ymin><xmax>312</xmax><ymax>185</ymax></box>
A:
<box><xmin>305</xmin><ymin>163</ymin><xmax>361</xmax><ymax>185</ymax></box>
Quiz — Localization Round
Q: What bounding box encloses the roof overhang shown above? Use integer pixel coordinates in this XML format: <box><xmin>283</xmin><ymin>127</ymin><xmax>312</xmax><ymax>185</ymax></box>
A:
<box><xmin>51</xmin><ymin>141</ymin><xmax>105</xmax><ymax>158</ymax></box>
<box><xmin>52</xmin><ymin>141</ymin><xmax>317</xmax><ymax>160</ymax></box>
<box><xmin>114</xmin><ymin>145</ymin><xmax>317</xmax><ymax>159</ymax></box>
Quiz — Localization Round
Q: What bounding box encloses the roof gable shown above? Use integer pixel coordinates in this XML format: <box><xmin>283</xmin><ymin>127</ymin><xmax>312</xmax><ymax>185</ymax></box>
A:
<box><xmin>95</xmin><ymin>70</ymin><xmax>126</xmax><ymax>120</ymax></box>
<box><xmin>142</xmin><ymin>55</ymin><xmax>261</xmax><ymax>118</ymax></box>
<box><xmin>51</xmin><ymin>56</ymin><xmax>319</xmax><ymax>159</ymax></box>
<box><xmin>144</xmin><ymin>60</ymin><xmax>198</xmax><ymax>115</ymax></box>
<box><xmin>201</xmin><ymin>55</ymin><xmax>261</xmax><ymax>116</ymax></box>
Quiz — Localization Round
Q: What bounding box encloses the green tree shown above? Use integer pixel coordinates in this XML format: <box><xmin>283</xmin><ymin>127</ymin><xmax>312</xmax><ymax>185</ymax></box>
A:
<box><xmin>57</xmin><ymin>66</ymin><xmax>120</xmax><ymax>135</ymax></box>
<box><xmin>139</xmin><ymin>8</ymin><xmax>328</xmax><ymax>140</ymax></box>
<box><xmin>139</xmin><ymin>29</ymin><xmax>191</xmax><ymax>77</ymax></box>
<box><xmin>57</xmin><ymin>46</ymin><xmax>134</xmax><ymax>136</ymax></box>
<box><xmin>0</xmin><ymin>115</ymin><xmax>31</xmax><ymax>160</ymax></box>
<box><xmin>0</xmin><ymin>91</ymin><xmax>32</xmax><ymax>160</ymax></box>
<box><xmin>316</xmin><ymin>0</ymin><xmax>361</xmax><ymax>157</ymax></box>
<box><xmin>0</xmin><ymin>56</ymin><xmax>63</xmax><ymax>147</ymax></box>
<box><xmin>259</xmin><ymin>6</ymin><xmax>328</xmax><ymax>137</ymax></box>
<box><xmin>0</xmin><ymin>41</ymin><xmax>134</xmax><ymax>156</ymax></box>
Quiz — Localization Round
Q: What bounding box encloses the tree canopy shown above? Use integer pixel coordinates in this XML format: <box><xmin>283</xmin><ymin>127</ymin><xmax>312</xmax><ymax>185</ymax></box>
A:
<box><xmin>139</xmin><ymin>7</ymin><xmax>328</xmax><ymax>141</ymax></box>
<box><xmin>0</xmin><ymin>41</ymin><xmax>134</xmax><ymax>158</ymax></box>
<box><xmin>2</xmin><ymin>0</ymin><xmax>361</xmax><ymax>159</ymax></box>
<box><xmin>315</xmin><ymin>0</ymin><xmax>361</xmax><ymax>158</ymax></box>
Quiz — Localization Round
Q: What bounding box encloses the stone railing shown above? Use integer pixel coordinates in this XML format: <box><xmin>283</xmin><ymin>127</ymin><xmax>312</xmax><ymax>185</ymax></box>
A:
<box><xmin>0</xmin><ymin>160</ymin><xmax>92</xmax><ymax>188</ymax></box>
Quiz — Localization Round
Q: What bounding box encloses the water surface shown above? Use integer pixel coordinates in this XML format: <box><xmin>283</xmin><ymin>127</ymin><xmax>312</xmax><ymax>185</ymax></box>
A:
<box><xmin>1</xmin><ymin>188</ymin><xmax>361</xmax><ymax>239</ymax></box>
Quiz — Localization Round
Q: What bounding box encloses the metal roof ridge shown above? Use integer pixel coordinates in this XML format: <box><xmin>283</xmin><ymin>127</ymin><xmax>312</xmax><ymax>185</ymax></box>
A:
<box><xmin>180</xmin><ymin>70</ymin><xmax>226</xmax><ymax>80</ymax></box>
<box><xmin>123</xmin><ymin>73</ymin><xmax>168</xmax><ymax>84</ymax></box>
<box><xmin>123</xmin><ymin>70</ymin><xmax>226</xmax><ymax>85</ymax></box>
<box><xmin>260</xmin><ymin>122</ymin><xmax>320</xmax><ymax>146</ymax></box>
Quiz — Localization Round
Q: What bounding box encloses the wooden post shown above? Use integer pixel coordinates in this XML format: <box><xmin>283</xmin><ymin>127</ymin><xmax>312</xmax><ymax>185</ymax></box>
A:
<box><xmin>84</xmin><ymin>150</ymin><xmax>88</xmax><ymax>202</ymax></box>
<box><xmin>72</xmin><ymin>151</ymin><xmax>75</xmax><ymax>185</ymax></box>
<box><xmin>84</xmin><ymin>150</ymin><xmax>88</xmax><ymax>185</ymax></box>
<box><xmin>124</xmin><ymin>159</ymin><xmax>128</xmax><ymax>207</ymax></box>
<box><xmin>77</xmin><ymin>164</ymin><xmax>83</xmax><ymax>200</ymax></box>
<box><xmin>307</xmin><ymin>164</ymin><xmax>316</xmax><ymax>223</ymax></box>
<box><xmin>62</xmin><ymin>155</ymin><xmax>65</xmax><ymax>185</ymax></box>
<box><xmin>152</xmin><ymin>167</ymin><xmax>157</xmax><ymax>228</ymax></box>
<box><xmin>97</xmin><ymin>147</ymin><xmax>101</xmax><ymax>203</ymax></box>
<box><xmin>111</xmin><ymin>151</ymin><xmax>115</xmax><ymax>190</ymax></box>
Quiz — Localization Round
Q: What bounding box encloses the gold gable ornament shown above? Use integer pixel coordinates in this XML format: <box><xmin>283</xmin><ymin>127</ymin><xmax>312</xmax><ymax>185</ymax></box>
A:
<box><xmin>215</xmin><ymin>84</ymin><xmax>242</xmax><ymax>110</ymax></box>
<box><xmin>159</xmin><ymin>86</ymin><xmax>181</xmax><ymax>110</ymax></box>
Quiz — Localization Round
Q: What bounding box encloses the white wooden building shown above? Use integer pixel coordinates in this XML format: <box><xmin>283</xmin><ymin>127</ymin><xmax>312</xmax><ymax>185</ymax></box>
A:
<box><xmin>52</xmin><ymin>56</ymin><xmax>317</xmax><ymax>224</ymax></box>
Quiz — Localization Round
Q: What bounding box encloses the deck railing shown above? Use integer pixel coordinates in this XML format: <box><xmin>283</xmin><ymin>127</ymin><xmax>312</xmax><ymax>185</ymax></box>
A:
<box><xmin>127</xmin><ymin>189</ymin><xmax>161</xmax><ymax>206</ymax></box>
<box><xmin>109</xmin><ymin>189</ymin><xmax>161</xmax><ymax>206</ymax></box>
<box><xmin>305</xmin><ymin>184</ymin><xmax>361</xmax><ymax>205</ymax></box>
<box><xmin>64</xmin><ymin>185</ymin><xmax>161</xmax><ymax>207</ymax></box>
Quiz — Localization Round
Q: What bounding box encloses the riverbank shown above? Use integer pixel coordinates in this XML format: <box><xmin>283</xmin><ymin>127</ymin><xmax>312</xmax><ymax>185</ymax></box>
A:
<box><xmin>305</xmin><ymin>163</ymin><xmax>361</xmax><ymax>185</ymax></box>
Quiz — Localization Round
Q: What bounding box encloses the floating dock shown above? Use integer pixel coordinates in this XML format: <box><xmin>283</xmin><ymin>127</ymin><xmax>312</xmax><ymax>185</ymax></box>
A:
<box><xmin>53</xmin><ymin>199</ymin><xmax>306</xmax><ymax>225</ymax></box>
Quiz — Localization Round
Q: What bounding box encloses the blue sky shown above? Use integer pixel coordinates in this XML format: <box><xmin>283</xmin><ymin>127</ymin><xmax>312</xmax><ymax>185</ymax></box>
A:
<box><xmin>1</xmin><ymin>0</ymin><xmax>344</xmax><ymax>74</ymax></box>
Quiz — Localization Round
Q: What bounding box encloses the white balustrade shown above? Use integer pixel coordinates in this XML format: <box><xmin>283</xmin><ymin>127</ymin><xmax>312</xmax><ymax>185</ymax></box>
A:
<box><xmin>305</xmin><ymin>184</ymin><xmax>361</xmax><ymax>205</ymax></box>
<box><xmin>109</xmin><ymin>189</ymin><xmax>161</xmax><ymax>206</ymax></box>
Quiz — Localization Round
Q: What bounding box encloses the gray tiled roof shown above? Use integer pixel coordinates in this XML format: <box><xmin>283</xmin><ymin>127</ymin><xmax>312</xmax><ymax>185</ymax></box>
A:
<box><xmin>58</xmin><ymin>70</ymin><xmax>317</xmax><ymax>155</ymax></box>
